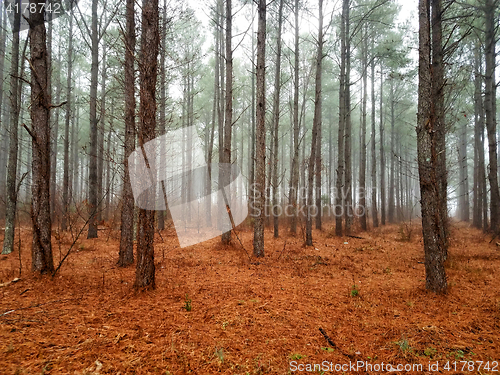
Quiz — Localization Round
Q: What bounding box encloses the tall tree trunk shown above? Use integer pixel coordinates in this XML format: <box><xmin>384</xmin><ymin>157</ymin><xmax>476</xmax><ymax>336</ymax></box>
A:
<box><xmin>484</xmin><ymin>0</ymin><xmax>499</xmax><ymax>233</ymax></box>
<box><xmin>135</xmin><ymin>0</ymin><xmax>159</xmax><ymax>289</ymax></box>
<box><xmin>343</xmin><ymin>0</ymin><xmax>352</xmax><ymax>234</ymax></box>
<box><xmin>248</xmin><ymin>0</ymin><xmax>255</xmax><ymax>219</ymax></box>
<box><xmin>359</xmin><ymin>26</ymin><xmax>368</xmax><ymax>231</ymax></box>
<box><xmin>271</xmin><ymin>0</ymin><xmax>283</xmax><ymax>238</ymax></box>
<box><xmin>306</xmin><ymin>0</ymin><xmax>323</xmax><ymax>246</ymax></box>
<box><xmin>0</xmin><ymin>10</ymin><xmax>7</xmax><ymax>208</ymax></box>
<box><xmin>118</xmin><ymin>0</ymin><xmax>136</xmax><ymax>267</ymax></box>
<box><xmin>416</xmin><ymin>0</ymin><xmax>447</xmax><ymax>294</ymax></box>
<box><xmin>388</xmin><ymin>75</ymin><xmax>395</xmax><ymax>223</ymax></box>
<box><xmin>458</xmin><ymin>116</ymin><xmax>469</xmax><ymax>221</ymax></box>
<box><xmin>221</xmin><ymin>0</ymin><xmax>233</xmax><ymax>245</ymax></box>
<box><xmin>87</xmin><ymin>0</ymin><xmax>99</xmax><ymax>238</ymax></box>
<box><xmin>97</xmin><ymin>42</ymin><xmax>107</xmax><ymax>223</ymax></box>
<box><xmin>30</xmin><ymin>2</ymin><xmax>54</xmax><ymax>274</ymax></box>
<box><xmin>370</xmin><ymin>54</ymin><xmax>378</xmax><ymax>228</ymax></box>
<box><xmin>2</xmin><ymin>9</ymin><xmax>21</xmax><ymax>255</ymax></box>
<box><xmin>335</xmin><ymin>0</ymin><xmax>349</xmax><ymax>236</ymax></box>
<box><xmin>379</xmin><ymin>67</ymin><xmax>386</xmax><ymax>225</ymax></box>
<box><xmin>253</xmin><ymin>0</ymin><xmax>266</xmax><ymax>257</ymax></box>
<box><xmin>62</xmin><ymin>14</ymin><xmax>74</xmax><ymax>232</ymax></box>
<box><xmin>473</xmin><ymin>43</ymin><xmax>485</xmax><ymax>229</ymax></box>
<box><xmin>158</xmin><ymin>0</ymin><xmax>168</xmax><ymax>230</ymax></box>
<box><xmin>289</xmin><ymin>0</ymin><xmax>300</xmax><ymax>235</ymax></box>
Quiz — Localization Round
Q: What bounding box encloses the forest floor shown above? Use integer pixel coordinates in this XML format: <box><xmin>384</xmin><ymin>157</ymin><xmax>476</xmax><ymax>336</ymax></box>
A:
<box><xmin>0</xmin><ymin>220</ymin><xmax>499</xmax><ymax>374</ymax></box>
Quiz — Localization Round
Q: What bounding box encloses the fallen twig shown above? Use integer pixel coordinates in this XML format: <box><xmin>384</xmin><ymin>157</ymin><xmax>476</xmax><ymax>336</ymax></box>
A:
<box><xmin>0</xmin><ymin>278</ymin><xmax>21</xmax><ymax>288</ymax></box>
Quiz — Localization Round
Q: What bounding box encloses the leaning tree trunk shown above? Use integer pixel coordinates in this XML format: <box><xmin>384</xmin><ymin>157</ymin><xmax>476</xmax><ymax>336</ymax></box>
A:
<box><xmin>30</xmin><ymin>2</ymin><xmax>54</xmax><ymax>274</ymax></box>
<box><xmin>253</xmin><ymin>0</ymin><xmax>266</xmax><ymax>257</ymax></box>
<box><xmin>134</xmin><ymin>0</ymin><xmax>159</xmax><ymax>289</ymax></box>
<box><xmin>118</xmin><ymin>0</ymin><xmax>136</xmax><ymax>267</ymax></box>
<box><xmin>416</xmin><ymin>0</ymin><xmax>447</xmax><ymax>294</ymax></box>
<box><xmin>2</xmin><ymin>9</ymin><xmax>21</xmax><ymax>255</ymax></box>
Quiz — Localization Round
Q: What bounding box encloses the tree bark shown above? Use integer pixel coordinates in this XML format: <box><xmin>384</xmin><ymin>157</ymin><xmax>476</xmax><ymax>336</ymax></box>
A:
<box><xmin>473</xmin><ymin>43</ymin><xmax>485</xmax><ymax>229</ymax></box>
<box><xmin>289</xmin><ymin>0</ymin><xmax>300</xmax><ymax>235</ymax></box>
<box><xmin>253</xmin><ymin>0</ymin><xmax>266</xmax><ymax>257</ymax></box>
<box><xmin>484</xmin><ymin>0</ymin><xmax>499</xmax><ymax>233</ymax></box>
<box><xmin>306</xmin><ymin>0</ymin><xmax>323</xmax><ymax>246</ymax></box>
<box><xmin>135</xmin><ymin>0</ymin><xmax>159</xmax><ymax>289</ymax></box>
<box><xmin>359</xmin><ymin>26</ymin><xmax>368</xmax><ymax>231</ymax></box>
<box><xmin>30</xmin><ymin>1</ymin><xmax>54</xmax><ymax>274</ymax></box>
<box><xmin>271</xmin><ymin>0</ymin><xmax>283</xmax><ymax>238</ymax></box>
<box><xmin>370</xmin><ymin>54</ymin><xmax>378</xmax><ymax>228</ymax></box>
<box><xmin>87</xmin><ymin>0</ymin><xmax>99</xmax><ymax>238</ymax></box>
<box><xmin>221</xmin><ymin>0</ymin><xmax>233</xmax><ymax>245</ymax></box>
<box><xmin>416</xmin><ymin>0</ymin><xmax>447</xmax><ymax>294</ymax></box>
<box><xmin>2</xmin><ymin>9</ymin><xmax>22</xmax><ymax>255</ymax></box>
<box><xmin>379</xmin><ymin>67</ymin><xmax>386</xmax><ymax>226</ymax></box>
<box><xmin>388</xmin><ymin>75</ymin><xmax>395</xmax><ymax>223</ymax></box>
<box><xmin>118</xmin><ymin>0</ymin><xmax>136</xmax><ymax>267</ymax></box>
<box><xmin>62</xmin><ymin>14</ymin><xmax>74</xmax><ymax>232</ymax></box>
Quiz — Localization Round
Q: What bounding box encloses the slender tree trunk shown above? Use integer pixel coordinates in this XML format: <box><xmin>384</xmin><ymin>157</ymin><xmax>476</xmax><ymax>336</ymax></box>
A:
<box><xmin>221</xmin><ymin>0</ymin><xmax>233</xmax><ymax>245</ymax></box>
<box><xmin>370</xmin><ymin>54</ymin><xmax>378</xmax><ymax>228</ymax></box>
<box><xmin>62</xmin><ymin>14</ymin><xmax>73</xmax><ymax>232</ymax></box>
<box><xmin>359</xmin><ymin>26</ymin><xmax>368</xmax><ymax>231</ymax></box>
<box><xmin>388</xmin><ymin>75</ymin><xmax>395</xmax><ymax>223</ymax></box>
<box><xmin>306</xmin><ymin>0</ymin><xmax>323</xmax><ymax>246</ymax></box>
<box><xmin>473</xmin><ymin>43</ymin><xmax>485</xmax><ymax>229</ymax></box>
<box><xmin>458</xmin><ymin>115</ymin><xmax>469</xmax><ymax>221</ymax></box>
<box><xmin>343</xmin><ymin>0</ymin><xmax>352</xmax><ymax>234</ymax></box>
<box><xmin>87</xmin><ymin>0</ymin><xmax>99</xmax><ymax>238</ymax></box>
<box><xmin>158</xmin><ymin>0</ymin><xmax>168</xmax><ymax>230</ymax></box>
<box><xmin>253</xmin><ymin>0</ymin><xmax>266</xmax><ymax>257</ymax></box>
<box><xmin>2</xmin><ymin>9</ymin><xmax>21</xmax><ymax>255</ymax></box>
<box><xmin>379</xmin><ymin>67</ymin><xmax>386</xmax><ymax>225</ymax></box>
<box><xmin>416</xmin><ymin>0</ymin><xmax>447</xmax><ymax>294</ymax></box>
<box><xmin>118</xmin><ymin>0</ymin><xmax>136</xmax><ymax>267</ymax></box>
<box><xmin>484</xmin><ymin>0</ymin><xmax>499</xmax><ymax>233</ymax></box>
<box><xmin>0</xmin><ymin>10</ymin><xmax>7</xmax><ymax>208</ymax></box>
<box><xmin>272</xmin><ymin>0</ymin><xmax>283</xmax><ymax>238</ymax></box>
<box><xmin>135</xmin><ymin>0</ymin><xmax>159</xmax><ymax>289</ymax></box>
<box><xmin>30</xmin><ymin>2</ymin><xmax>54</xmax><ymax>274</ymax></box>
<box><xmin>97</xmin><ymin>42</ymin><xmax>107</xmax><ymax>223</ymax></box>
<box><xmin>289</xmin><ymin>0</ymin><xmax>300</xmax><ymax>235</ymax></box>
<box><xmin>248</xmin><ymin>1</ymin><xmax>255</xmax><ymax>219</ymax></box>
<box><xmin>336</xmin><ymin>0</ymin><xmax>349</xmax><ymax>236</ymax></box>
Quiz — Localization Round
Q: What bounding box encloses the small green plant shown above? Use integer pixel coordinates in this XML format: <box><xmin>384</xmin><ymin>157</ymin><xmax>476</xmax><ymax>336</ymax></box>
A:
<box><xmin>183</xmin><ymin>294</ymin><xmax>192</xmax><ymax>311</ymax></box>
<box><xmin>454</xmin><ymin>349</ymin><xmax>465</xmax><ymax>360</ymax></box>
<box><xmin>424</xmin><ymin>347</ymin><xmax>437</xmax><ymax>357</ymax></box>
<box><xmin>384</xmin><ymin>267</ymin><xmax>392</xmax><ymax>274</ymax></box>
<box><xmin>321</xmin><ymin>347</ymin><xmax>335</xmax><ymax>352</ymax></box>
<box><xmin>396</xmin><ymin>337</ymin><xmax>411</xmax><ymax>353</ymax></box>
<box><xmin>290</xmin><ymin>353</ymin><xmax>306</xmax><ymax>360</ymax></box>
<box><xmin>350</xmin><ymin>284</ymin><xmax>359</xmax><ymax>297</ymax></box>
<box><xmin>215</xmin><ymin>347</ymin><xmax>224</xmax><ymax>363</ymax></box>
